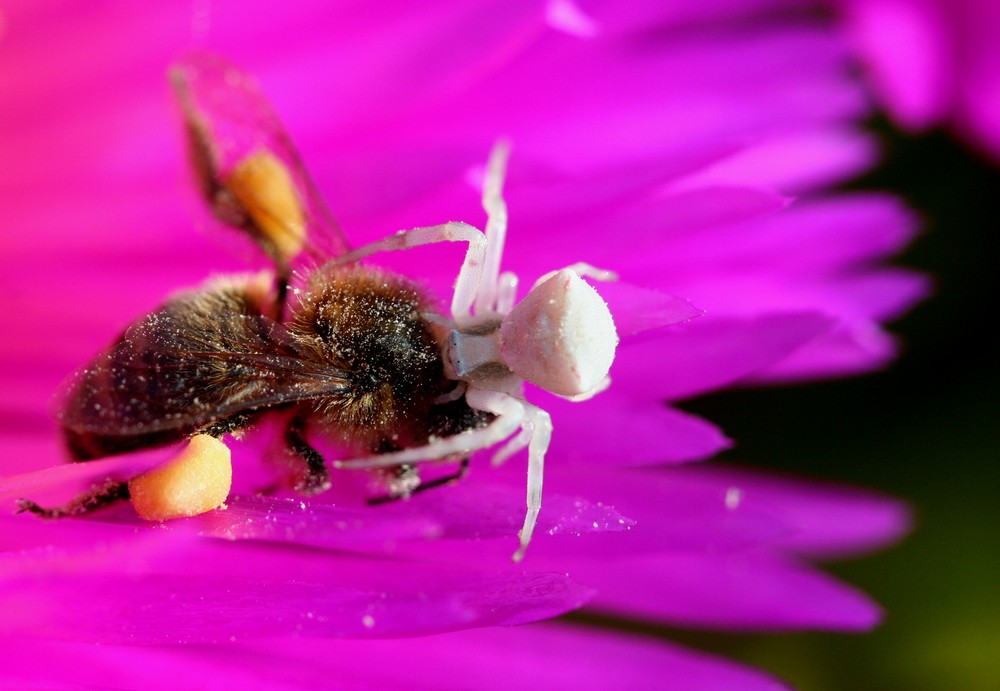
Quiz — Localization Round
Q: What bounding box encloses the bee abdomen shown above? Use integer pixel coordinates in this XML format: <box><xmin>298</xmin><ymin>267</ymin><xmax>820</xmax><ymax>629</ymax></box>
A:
<box><xmin>59</xmin><ymin>277</ymin><xmax>292</xmax><ymax>460</ymax></box>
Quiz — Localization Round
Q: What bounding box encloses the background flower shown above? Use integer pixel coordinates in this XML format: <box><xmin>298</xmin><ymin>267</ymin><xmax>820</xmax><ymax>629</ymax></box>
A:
<box><xmin>832</xmin><ymin>0</ymin><xmax>1000</xmax><ymax>162</ymax></box>
<box><xmin>0</xmin><ymin>1</ymin><xmax>959</xmax><ymax>688</ymax></box>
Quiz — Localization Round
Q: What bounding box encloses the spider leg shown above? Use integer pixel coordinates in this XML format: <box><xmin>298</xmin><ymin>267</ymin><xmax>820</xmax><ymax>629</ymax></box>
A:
<box><xmin>495</xmin><ymin>271</ymin><xmax>519</xmax><ymax>314</ymax></box>
<box><xmin>327</xmin><ymin>144</ymin><xmax>515</xmax><ymax>323</ymax></box>
<box><xmin>461</xmin><ymin>388</ymin><xmax>553</xmax><ymax>561</ymax></box>
<box><xmin>531</xmin><ymin>262</ymin><xmax>618</xmax><ymax>289</ymax></box>
<box><xmin>330</xmin><ymin>222</ymin><xmax>488</xmax><ymax>323</ymax></box>
<box><xmin>476</xmin><ymin>141</ymin><xmax>511</xmax><ymax>315</ymax></box>
<box><xmin>511</xmin><ymin>402</ymin><xmax>551</xmax><ymax>562</ymax></box>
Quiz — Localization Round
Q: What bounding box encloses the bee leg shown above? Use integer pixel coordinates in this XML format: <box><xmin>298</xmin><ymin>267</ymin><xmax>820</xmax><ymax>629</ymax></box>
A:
<box><xmin>17</xmin><ymin>478</ymin><xmax>130</xmax><ymax>519</ymax></box>
<box><xmin>410</xmin><ymin>457</ymin><xmax>470</xmax><ymax>495</ymax></box>
<box><xmin>284</xmin><ymin>415</ymin><xmax>331</xmax><ymax>495</ymax></box>
<box><xmin>367</xmin><ymin>458</ymin><xmax>470</xmax><ymax>505</ymax></box>
<box><xmin>200</xmin><ymin>413</ymin><xmax>253</xmax><ymax>438</ymax></box>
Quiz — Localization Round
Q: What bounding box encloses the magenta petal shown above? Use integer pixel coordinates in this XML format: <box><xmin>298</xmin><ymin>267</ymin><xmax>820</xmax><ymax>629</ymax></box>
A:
<box><xmin>0</xmin><ymin>622</ymin><xmax>790</xmax><ymax>690</ymax></box>
<box><xmin>0</xmin><ymin>533</ymin><xmax>593</xmax><ymax>643</ymax></box>
<box><xmin>695</xmin><ymin>465</ymin><xmax>912</xmax><ymax>559</ymax></box>
<box><xmin>614</xmin><ymin>312</ymin><xmax>834</xmax><ymax>401</ymax></box>
<box><xmin>844</xmin><ymin>0</ymin><xmax>951</xmax><ymax>130</ymax></box>
<box><xmin>198</xmin><ymin>494</ymin><xmax>443</xmax><ymax>545</ymax></box>
<box><xmin>671</xmin><ymin>127</ymin><xmax>879</xmax><ymax>193</ymax></box>
<box><xmin>826</xmin><ymin>268</ymin><xmax>933</xmax><ymax>322</ymax></box>
<box><xmin>750</xmin><ymin>319</ymin><xmax>899</xmax><ymax>381</ymax></box>
<box><xmin>555</xmin><ymin>464</ymin><xmax>910</xmax><ymax>558</ymax></box>
<box><xmin>362</xmin><ymin>481</ymin><xmax>634</xmax><ymax>541</ymax></box>
<box><xmin>536</xmin><ymin>465</ymin><xmax>789</xmax><ymax>555</ymax></box>
<box><xmin>511</xmin><ymin>183</ymin><xmax>792</xmax><ymax>278</ymax></box>
<box><xmin>608</xmin><ymin>186</ymin><xmax>794</xmax><ymax>248</ymax></box>
<box><xmin>258</xmin><ymin>622</ymin><xmax>792</xmax><ymax>690</ymax></box>
<box><xmin>0</xmin><ymin>431</ymin><xmax>65</xmax><ymax>477</ymax></box>
<box><xmin>522</xmin><ymin>462</ymin><xmax>909</xmax><ymax>560</ymax></box>
<box><xmin>647</xmin><ymin>194</ymin><xmax>918</xmax><ymax>274</ymax></box>
<box><xmin>602</xmin><ymin>281</ymin><xmax>704</xmax><ymax>338</ymax></box>
<box><xmin>584</xmin><ymin>550</ymin><xmax>884</xmax><ymax>632</ymax></box>
<box><xmin>0</xmin><ymin>512</ymin><xmax>166</xmax><ymax>556</ymax></box>
<box><xmin>197</xmin><ymin>483</ymin><xmax>632</xmax><ymax>548</ymax></box>
<box><xmin>543</xmin><ymin>392</ymin><xmax>732</xmax><ymax>465</ymax></box>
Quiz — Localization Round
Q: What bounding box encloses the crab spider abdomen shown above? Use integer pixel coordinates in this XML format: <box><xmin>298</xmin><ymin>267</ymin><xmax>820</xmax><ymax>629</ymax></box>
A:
<box><xmin>499</xmin><ymin>269</ymin><xmax>618</xmax><ymax>396</ymax></box>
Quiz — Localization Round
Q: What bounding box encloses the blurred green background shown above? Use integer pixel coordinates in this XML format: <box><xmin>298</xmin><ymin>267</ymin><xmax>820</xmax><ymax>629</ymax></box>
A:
<box><xmin>677</xmin><ymin>125</ymin><xmax>1000</xmax><ymax>689</ymax></box>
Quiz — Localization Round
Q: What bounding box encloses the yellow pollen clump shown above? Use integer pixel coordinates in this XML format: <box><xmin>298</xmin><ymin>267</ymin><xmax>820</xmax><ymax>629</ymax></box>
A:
<box><xmin>225</xmin><ymin>149</ymin><xmax>306</xmax><ymax>262</ymax></box>
<box><xmin>129</xmin><ymin>434</ymin><xmax>233</xmax><ymax>521</ymax></box>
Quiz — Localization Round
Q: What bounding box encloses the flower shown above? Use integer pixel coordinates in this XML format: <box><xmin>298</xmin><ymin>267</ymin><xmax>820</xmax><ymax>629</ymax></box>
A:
<box><xmin>0</xmin><ymin>2</ymin><xmax>922</xmax><ymax>687</ymax></box>
<box><xmin>834</xmin><ymin>0</ymin><xmax>1000</xmax><ymax>160</ymax></box>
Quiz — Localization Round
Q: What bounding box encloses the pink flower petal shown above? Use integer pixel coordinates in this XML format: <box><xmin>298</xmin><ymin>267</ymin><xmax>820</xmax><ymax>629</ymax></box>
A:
<box><xmin>485</xmin><ymin>462</ymin><xmax>908</xmax><ymax>559</ymax></box>
<box><xmin>602</xmin><ymin>282</ymin><xmax>704</xmax><ymax>338</ymax></box>
<box><xmin>583</xmin><ymin>550</ymin><xmax>884</xmax><ymax>632</ymax></box>
<box><xmin>0</xmin><ymin>524</ymin><xmax>593</xmax><ymax>643</ymax></box>
<box><xmin>613</xmin><ymin>312</ymin><xmax>835</xmax><ymax>401</ymax></box>
<box><xmin>0</xmin><ymin>622</ymin><xmax>790</xmax><ymax>690</ymax></box>
<box><xmin>197</xmin><ymin>482</ymin><xmax>633</xmax><ymax>548</ymax></box>
<box><xmin>635</xmin><ymin>194</ymin><xmax>919</xmax><ymax>277</ymax></box>
<box><xmin>670</xmin><ymin>127</ymin><xmax>880</xmax><ymax>193</ymax></box>
<box><xmin>689</xmin><ymin>465</ymin><xmax>912</xmax><ymax>559</ymax></box>
<box><xmin>843</xmin><ymin>0</ymin><xmax>951</xmax><ymax>130</ymax></box>
<box><xmin>542</xmin><ymin>392</ymin><xmax>732</xmax><ymax>465</ymax></box>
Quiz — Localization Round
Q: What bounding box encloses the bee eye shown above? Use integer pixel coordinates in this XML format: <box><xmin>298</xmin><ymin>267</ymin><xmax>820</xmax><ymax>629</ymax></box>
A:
<box><xmin>498</xmin><ymin>269</ymin><xmax>618</xmax><ymax>396</ymax></box>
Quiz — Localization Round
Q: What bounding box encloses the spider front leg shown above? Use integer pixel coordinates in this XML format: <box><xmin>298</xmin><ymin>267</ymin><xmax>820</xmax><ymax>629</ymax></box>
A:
<box><xmin>330</xmin><ymin>221</ymin><xmax>488</xmax><ymax>323</ymax></box>
<box><xmin>329</xmin><ymin>142</ymin><xmax>515</xmax><ymax>323</ymax></box>
<box><xmin>332</xmin><ymin>397</ymin><xmax>524</xmax><ymax>470</ymax></box>
<box><xmin>466</xmin><ymin>388</ymin><xmax>552</xmax><ymax>562</ymax></box>
<box><xmin>475</xmin><ymin>140</ymin><xmax>513</xmax><ymax>315</ymax></box>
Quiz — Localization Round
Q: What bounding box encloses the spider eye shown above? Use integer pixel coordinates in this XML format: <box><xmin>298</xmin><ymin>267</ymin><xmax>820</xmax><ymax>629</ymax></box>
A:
<box><xmin>499</xmin><ymin>269</ymin><xmax>618</xmax><ymax>396</ymax></box>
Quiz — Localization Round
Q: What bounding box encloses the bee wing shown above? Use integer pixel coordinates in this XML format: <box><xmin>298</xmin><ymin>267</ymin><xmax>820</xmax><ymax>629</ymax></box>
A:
<box><xmin>61</xmin><ymin>286</ymin><xmax>349</xmax><ymax>454</ymax></box>
<box><xmin>170</xmin><ymin>52</ymin><xmax>350</xmax><ymax>267</ymax></box>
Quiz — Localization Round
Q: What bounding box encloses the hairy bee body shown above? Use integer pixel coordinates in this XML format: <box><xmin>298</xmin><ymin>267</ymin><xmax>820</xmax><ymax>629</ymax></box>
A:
<box><xmin>62</xmin><ymin>266</ymin><xmax>481</xmax><ymax>470</ymax></box>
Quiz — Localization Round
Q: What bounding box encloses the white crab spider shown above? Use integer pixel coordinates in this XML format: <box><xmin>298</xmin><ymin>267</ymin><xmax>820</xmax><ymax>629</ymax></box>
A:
<box><xmin>332</xmin><ymin>143</ymin><xmax>619</xmax><ymax>561</ymax></box>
